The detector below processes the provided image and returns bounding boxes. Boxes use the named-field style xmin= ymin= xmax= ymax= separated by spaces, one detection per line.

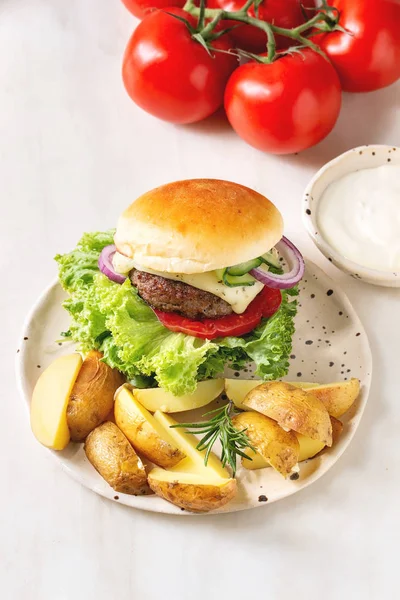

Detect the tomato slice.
xmin=154 ymin=287 xmax=282 ymax=339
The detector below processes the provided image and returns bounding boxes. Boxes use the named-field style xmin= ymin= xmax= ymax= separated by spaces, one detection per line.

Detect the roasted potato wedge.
xmin=225 ymin=379 xmax=318 ymax=410
xmin=297 ymin=434 xmax=326 ymax=462
xmin=114 ymin=387 xmax=185 ymax=468
xmin=148 ymin=411 xmax=235 ymax=512
xmin=134 ymin=379 xmax=224 ymax=413
xmin=242 ymin=414 xmax=342 ymax=470
xmin=31 ymin=353 xmax=83 ymax=450
xmin=232 ymin=411 xmax=299 ymax=478
xmin=84 ymin=422 xmax=151 ymax=495
xmin=153 ymin=411 xmax=231 ymax=478
xmin=148 ymin=469 xmax=236 ymax=513
xmin=242 ymin=433 xmax=326 ymax=470
xmin=306 ymin=379 xmax=360 ymax=418
xmin=67 ymin=350 xmax=124 ymax=442
xmin=244 ymin=382 xmax=332 ymax=446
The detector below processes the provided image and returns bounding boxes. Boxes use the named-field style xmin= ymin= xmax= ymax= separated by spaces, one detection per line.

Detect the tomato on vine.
xmin=224 ymin=48 xmax=342 ymax=154
xmin=314 ymin=0 xmax=400 ymax=92
xmin=122 ymin=8 xmax=238 ymax=124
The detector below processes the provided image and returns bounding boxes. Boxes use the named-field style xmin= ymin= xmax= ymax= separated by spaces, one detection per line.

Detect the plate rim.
xmin=16 ymin=262 xmax=373 ymax=516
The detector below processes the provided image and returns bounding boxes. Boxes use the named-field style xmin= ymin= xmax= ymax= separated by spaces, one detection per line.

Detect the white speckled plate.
xmin=16 ymin=260 xmax=372 ymax=515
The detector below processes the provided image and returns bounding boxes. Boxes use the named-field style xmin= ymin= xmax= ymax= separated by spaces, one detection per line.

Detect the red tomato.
xmin=314 ymin=0 xmax=400 ymax=92
xmin=121 ymin=0 xmax=185 ymax=20
xmin=224 ymin=48 xmax=342 ymax=154
xmin=122 ymin=8 xmax=237 ymax=124
xmin=209 ymin=0 xmax=316 ymax=54
xmin=154 ymin=287 xmax=282 ymax=339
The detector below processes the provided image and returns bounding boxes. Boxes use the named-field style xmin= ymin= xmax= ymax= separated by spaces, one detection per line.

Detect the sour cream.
xmin=317 ymin=164 xmax=400 ymax=272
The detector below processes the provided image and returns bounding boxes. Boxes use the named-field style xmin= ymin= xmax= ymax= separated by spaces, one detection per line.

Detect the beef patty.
xmin=130 ymin=269 xmax=233 ymax=320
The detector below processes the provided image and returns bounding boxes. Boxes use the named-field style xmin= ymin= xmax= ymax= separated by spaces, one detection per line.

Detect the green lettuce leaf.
xmin=55 ymin=231 xmax=298 ymax=395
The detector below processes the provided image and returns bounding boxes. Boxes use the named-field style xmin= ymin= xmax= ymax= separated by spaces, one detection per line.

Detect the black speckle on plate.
xmin=305 ymin=340 xmax=313 ymax=345
xmin=311 ymin=294 xmax=315 ymax=299
xmin=290 ymin=354 xmax=296 ymax=359
xmin=306 ymin=209 xmax=311 ymax=215
xmin=290 ymin=472 xmax=300 ymax=481
xmin=258 ymin=495 xmax=268 ymax=502
xmin=114 ymin=495 xmax=119 ymax=500
xmin=24 ymin=337 xmax=28 ymax=341
xmin=356 ymin=332 xmax=361 ymax=337
xmin=329 ymin=361 xmax=334 ymax=367
xmin=327 ymin=289 xmax=334 ymax=296
xmin=297 ymin=372 xmax=302 ymax=377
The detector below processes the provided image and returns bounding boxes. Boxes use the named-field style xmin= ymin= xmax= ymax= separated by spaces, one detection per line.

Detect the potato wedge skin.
xmin=309 ymin=379 xmax=360 ymax=418
xmin=84 ymin=422 xmax=151 ymax=495
xmin=232 ymin=412 xmax=299 ymax=478
xmin=148 ymin=472 xmax=236 ymax=513
xmin=225 ymin=378 xmax=318 ymax=410
xmin=114 ymin=389 xmax=185 ymax=469
xmin=67 ymin=351 xmax=124 ymax=442
xmin=244 ymin=382 xmax=332 ymax=447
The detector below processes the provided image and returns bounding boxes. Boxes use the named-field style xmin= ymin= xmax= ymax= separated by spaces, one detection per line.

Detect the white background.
xmin=2 ymin=1 xmax=399 ymax=598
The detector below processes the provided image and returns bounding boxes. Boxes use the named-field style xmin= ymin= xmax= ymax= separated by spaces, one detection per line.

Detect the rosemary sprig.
xmin=171 ymin=401 xmax=256 ymax=476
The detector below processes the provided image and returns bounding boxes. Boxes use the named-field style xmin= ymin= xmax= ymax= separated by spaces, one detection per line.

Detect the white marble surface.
xmin=2 ymin=1 xmax=399 ymax=598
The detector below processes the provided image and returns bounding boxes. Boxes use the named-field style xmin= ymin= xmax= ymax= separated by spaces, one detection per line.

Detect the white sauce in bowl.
xmin=317 ymin=164 xmax=400 ymax=273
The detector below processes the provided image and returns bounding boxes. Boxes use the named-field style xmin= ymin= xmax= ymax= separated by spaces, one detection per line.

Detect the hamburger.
xmin=56 ymin=179 xmax=304 ymax=396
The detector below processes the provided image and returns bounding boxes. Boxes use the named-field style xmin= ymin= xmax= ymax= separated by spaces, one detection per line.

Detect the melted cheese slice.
xmin=113 ymin=252 xmax=264 ymax=314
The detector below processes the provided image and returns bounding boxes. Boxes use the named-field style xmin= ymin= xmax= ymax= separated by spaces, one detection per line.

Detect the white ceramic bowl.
xmin=302 ymin=145 xmax=400 ymax=288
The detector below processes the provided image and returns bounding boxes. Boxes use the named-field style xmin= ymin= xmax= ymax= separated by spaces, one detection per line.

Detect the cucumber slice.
xmin=223 ymin=271 xmax=256 ymax=287
xmin=226 ymin=257 xmax=263 ymax=276
xmin=215 ymin=268 xmax=255 ymax=287
xmin=261 ymin=250 xmax=281 ymax=269
xmin=215 ymin=268 xmax=226 ymax=283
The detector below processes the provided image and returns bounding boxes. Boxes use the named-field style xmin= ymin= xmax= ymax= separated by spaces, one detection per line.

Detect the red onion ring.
xmin=98 ymin=245 xmax=127 ymax=284
xmin=250 ymin=236 xmax=305 ymax=289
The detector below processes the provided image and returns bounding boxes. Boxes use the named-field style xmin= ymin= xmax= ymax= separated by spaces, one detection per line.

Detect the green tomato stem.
xmin=187 ymin=1 xmax=336 ymax=61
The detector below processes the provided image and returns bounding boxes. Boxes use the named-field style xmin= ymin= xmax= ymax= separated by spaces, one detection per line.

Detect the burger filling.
xmin=130 ymin=269 xmax=233 ymax=320
xmin=113 ymin=251 xmax=266 ymax=317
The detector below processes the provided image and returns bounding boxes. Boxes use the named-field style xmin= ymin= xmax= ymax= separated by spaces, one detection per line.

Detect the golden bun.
xmin=114 ymin=179 xmax=283 ymax=274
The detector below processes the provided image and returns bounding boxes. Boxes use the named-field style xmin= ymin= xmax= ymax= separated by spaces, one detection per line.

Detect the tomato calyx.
xmin=163 ymin=1 xmax=235 ymax=56
xmin=154 ymin=286 xmax=282 ymax=340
